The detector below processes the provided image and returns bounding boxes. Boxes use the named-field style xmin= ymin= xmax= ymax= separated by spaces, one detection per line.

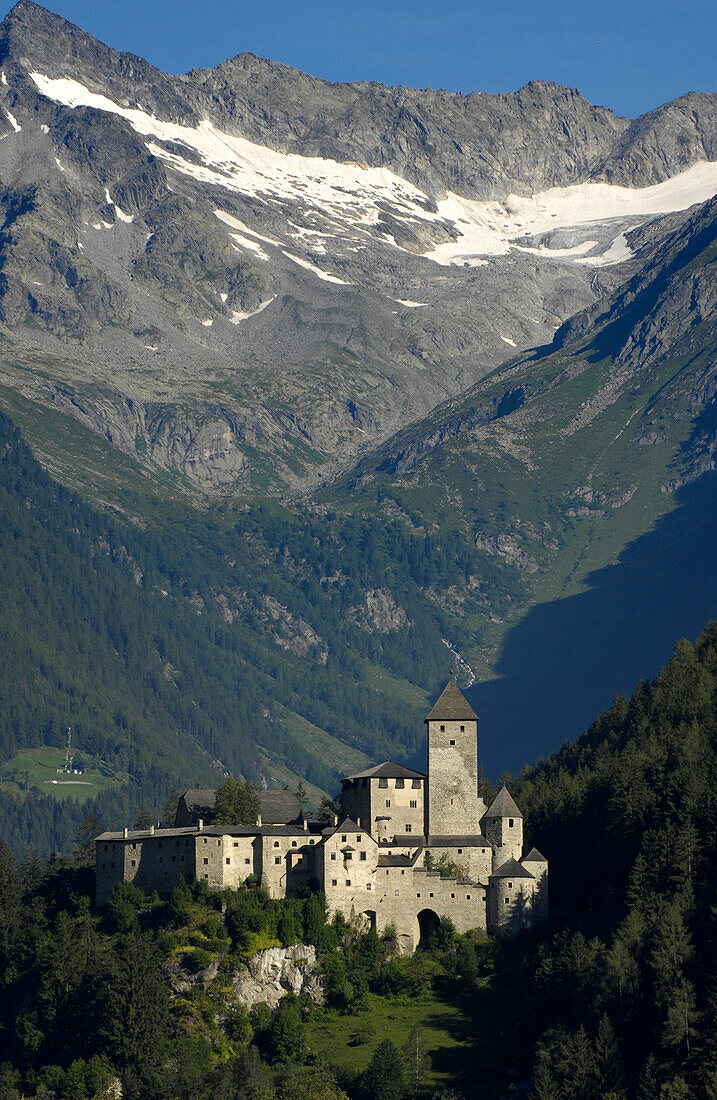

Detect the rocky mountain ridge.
xmin=0 ymin=1 xmax=715 ymax=494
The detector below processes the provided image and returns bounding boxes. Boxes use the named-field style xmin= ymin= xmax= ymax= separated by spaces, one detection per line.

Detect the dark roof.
xmin=378 ymin=853 xmax=413 ymax=867
xmin=343 ymin=760 xmax=426 ymax=782
xmin=484 ymin=786 xmax=522 ymax=820
xmin=490 ymin=857 xmax=535 ymax=880
xmin=178 ymin=787 xmax=301 ymax=825
xmin=98 ymin=821 xmax=325 ymax=842
xmin=427 ymin=835 xmax=493 ymax=849
xmin=323 ymin=816 xmax=364 ymax=837
xmin=259 ymin=790 xmax=302 ymax=823
xmin=523 ymin=847 xmax=547 ymax=863
xmin=425 ymin=675 xmax=479 ymax=722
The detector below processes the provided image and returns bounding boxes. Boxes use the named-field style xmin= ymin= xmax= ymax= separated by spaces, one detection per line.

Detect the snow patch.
xmin=229 ymin=231 xmax=269 ymax=260
xmin=0 ymin=72 xmax=6 ymax=86
xmin=114 ymin=204 xmax=134 ymax=223
xmin=29 ymin=72 xmax=717 ymax=268
xmin=578 ymin=232 xmax=633 ymax=267
xmin=55 ymin=157 xmax=65 ymax=172
xmin=200 ymin=319 xmax=213 ymax=326
xmin=230 ymin=296 xmax=276 ymax=323
xmin=283 ymin=251 xmax=351 ymax=284
xmin=500 ymin=335 xmax=517 ymax=347
xmin=394 ymin=298 xmax=428 ymax=308
xmin=40 ymin=123 xmax=49 ymax=134
xmin=4 ymin=109 xmax=21 ymax=133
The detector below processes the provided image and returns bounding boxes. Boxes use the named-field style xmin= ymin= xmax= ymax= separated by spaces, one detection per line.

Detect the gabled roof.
xmin=377 ymin=853 xmax=413 ymax=867
xmin=425 ymin=675 xmax=478 ymax=722
xmin=490 ymin=857 xmax=535 ymax=880
xmin=483 ymin=785 xmax=522 ymax=820
xmin=343 ymin=760 xmax=426 ymax=782
xmin=323 ymin=816 xmax=363 ymax=837
xmin=426 ymin=835 xmax=493 ymax=849
xmin=178 ymin=787 xmax=301 ymax=825
xmin=523 ymin=847 xmax=547 ymax=863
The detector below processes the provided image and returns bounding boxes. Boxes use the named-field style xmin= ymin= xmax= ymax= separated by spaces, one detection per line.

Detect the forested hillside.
xmin=0 ymin=407 xmax=519 ymax=854
xmin=1 ymin=625 xmax=716 ymax=1099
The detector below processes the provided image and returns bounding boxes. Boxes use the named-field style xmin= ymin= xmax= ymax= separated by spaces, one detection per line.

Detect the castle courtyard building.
xmin=96 ymin=676 xmax=548 ymax=949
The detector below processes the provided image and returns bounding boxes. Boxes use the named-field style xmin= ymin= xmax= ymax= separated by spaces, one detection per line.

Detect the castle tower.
xmin=425 ymin=673 xmax=480 ymax=836
xmin=483 ymin=785 xmax=523 ymax=863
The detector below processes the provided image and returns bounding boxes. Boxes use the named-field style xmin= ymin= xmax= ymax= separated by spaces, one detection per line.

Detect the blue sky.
xmin=8 ymin=0 xmax=717 ymax=118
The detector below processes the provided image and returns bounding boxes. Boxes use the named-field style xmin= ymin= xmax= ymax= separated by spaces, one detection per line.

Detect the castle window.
xmin=346 ymin=880 xmax=351 ymax=886
xmin=291 ymin=841 xmax=297 ymax=848
xmin=366 ymin=884 xmax=371 ymax=890
xmin=449 ymin=739 xmax=456 ymax=746
xmin=356 ymin=835 xmax=362 ymax=842
xmin=345 ymin=853 xmax=352 ymax=861
xmin=466 ymin=894 xmax=471 ymax=900
xmin=406 ymin=825 xmax=412 ymax=833
xmin=341 ymin=835 xmax=347 ymax=842
xmin=310 ymin=839 xmax=315 ymax=845
xmin=386 ymin=800 xmax=391 ymax=808
xmin=505 ymin=897 xmax=509 ymax=904
xmin=417 ymin=893 xmax=421 ymax=897
xmin=233 ymin=842 xmax=238 ymax=847
xmin=410 ymin=800 xmax=417 ymax=808
xmin=217 ymin=840 xmax=221 ymax=846
xmin=395 ymin=778 xmax=404 ymax=789
xmin=274 ymin=841 xmax=280 ymax=847
xmin=226 ymin=858 xmax=231 ymax=865
xmin=360 ymin=852 xmax=366 ymax=861
xmin=451 ymin=892 xmax=455 ymax=898
xmin=275 ymin=857 xmax=281 ymax=865
xmin=331 ymin=854 xmax=336 ymax=861
xmin=204 ymin=874 xmax=208 ymax=879
xmin=395 ymin=890 xmax=399 ymax=896
xmin=508 ymin=881 xmax=513 ymax=888
xmin=458 ymin=848 xmax=463 ymax=854
xmin=440 ymin=725 xmax=445 ymax=732
xmin=203 ymin=838 xmax=207 ymax=844
xmin=131 ymin=843 xmax=137 ymax=850
xmin=245 ymin=858 xmax=250 ymax=865
xmin=429 ymin=892 xmax=434 ymax=898
xmin=203 ymin=858 xmax=208 ymax=865
xmin=401 ymin=870 xmax=405 ymax=875
xmin=412 ymin=779 xmax=421 ymax=788
xmin=332 ymin=879 xmax=337 ymax=886
xmin=509 ymin=819 xmax=514 ymax=828
xmin=131 ymin=860 xmax=136 ymax=868
xmin=378 ymin=778 xmax=388 ymax=788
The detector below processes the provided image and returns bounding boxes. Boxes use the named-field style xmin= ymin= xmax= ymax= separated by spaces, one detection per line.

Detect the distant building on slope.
xmin=95 ymin=676 xmax=548 ymax=949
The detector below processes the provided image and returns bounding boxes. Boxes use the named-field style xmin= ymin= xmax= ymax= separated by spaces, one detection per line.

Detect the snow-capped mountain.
xmin=0 ymin=0 xmax=716 ymax=491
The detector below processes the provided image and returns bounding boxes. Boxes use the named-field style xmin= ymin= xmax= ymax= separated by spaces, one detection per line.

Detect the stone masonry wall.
xmin=427 ymin=719 xmax=479 ymax=835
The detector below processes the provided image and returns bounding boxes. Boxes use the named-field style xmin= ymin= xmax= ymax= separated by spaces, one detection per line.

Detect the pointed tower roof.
xmin=484 ymin=785 xmax=522 ymax=819
xmin=523 ymin=847 xmax=547 ymax=863
xmin=425 ymin=673 xmax=478 ymax=723
xmin=490 ymin=856 xmax=534 ymax=880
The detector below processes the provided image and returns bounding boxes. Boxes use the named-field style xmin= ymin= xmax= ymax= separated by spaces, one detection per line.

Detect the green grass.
xmin=0 ymin=745 xmax=124 ymax=802
xmin=305 ymin=982 xmax=493 ymax=1096
xmin=361 ymin=661 xmax=431 ymax=713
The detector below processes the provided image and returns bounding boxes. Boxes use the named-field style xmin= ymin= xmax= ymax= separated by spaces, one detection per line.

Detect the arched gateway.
xmin=415 ymin=908 xmax=441 ymax=948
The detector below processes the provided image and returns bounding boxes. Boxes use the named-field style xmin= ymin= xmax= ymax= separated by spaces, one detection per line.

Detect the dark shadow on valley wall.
xmin=466 ymin=470 xmax=717 ymax=779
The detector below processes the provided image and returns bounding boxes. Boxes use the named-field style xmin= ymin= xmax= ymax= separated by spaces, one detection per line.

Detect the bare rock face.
xmin=232 ymin=944 xmax=324 ymax=1009
xmin=347 ymin=588 xmax=411 ymax=634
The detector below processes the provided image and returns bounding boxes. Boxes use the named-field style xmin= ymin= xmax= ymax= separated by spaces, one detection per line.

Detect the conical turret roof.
xmin=523 ymin=847 xmax=546 ymax=863
xmin=425 ymin=674 xmax=478 ymax=722
xmin=484 ymin=785 xmax=522 ymax=819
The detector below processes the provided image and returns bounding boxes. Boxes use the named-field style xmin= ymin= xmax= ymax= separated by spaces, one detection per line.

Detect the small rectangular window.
xmin=332 ymin=879 xmax=337 ymax=886
xmin=233 ymin=842 xmax=238 ymax=847
xmin=386 ymin=800 xmax=391 ymax=808
xmin=203 ymin=858 xmax=208 ymax=865
xmin=460 ymin=725 xmax=465 ymax=732
xmin=345 ymin=852 xmax=352 ymax=861
xmin=275 ymin=857 xmax=281 ymax=864
xmin=346 ymin=880 xmax=351 ymax=886
xmin=395 ymin=778 xmax=404 ymax=789
xmin=131 ymin=859 xmax=136 ymax=868
xmin=341 ymin=835 xmax=347 ymax=842
xmin=505 ymin=896 xmax=510 ymax=904
xmin=449 ymin=739 xmax=456 ymax=746
xmin=245 ymin=858 xmax=250 ymax=865
xmin=440 ymin=724 xmax=445 ymax=732
xmin=226 ymin=858 xmax=231 ymax=865
xmin=378 ymin=778 xmax=388 ymax=788
xmin=366 ymin=883 xmax=371 ymax=890
xmin=406 ymin=824 xmax=412 ymax=833
xmin=509 ymin=818 xmax=514 ymax=828
xmin=466 ymin=894 xmax=471 ymax=900
xmin=508 ymin=881 xmax=513 ymax=888
xmin=458 ymin=848 xmax=463 ymax=854
xmin=331 ymin=853 xmax=336 ymax=861
xmin=360 ymin=851 xmax=367 ymax=861
xmin=412 ymin=779 xmax=421 ymax=788
xmin=410 ymin=800 xmax=417 ymax=808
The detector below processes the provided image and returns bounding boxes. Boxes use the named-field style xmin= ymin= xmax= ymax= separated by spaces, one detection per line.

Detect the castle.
xmin=95 ymin=676 xmax=548 ymax=949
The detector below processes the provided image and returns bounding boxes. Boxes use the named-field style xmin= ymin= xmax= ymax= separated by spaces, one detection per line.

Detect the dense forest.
xmin=0 ymin=407 xmax=521 ymax=854
xmin=1 ymin=625 xmax=716 ymax=1098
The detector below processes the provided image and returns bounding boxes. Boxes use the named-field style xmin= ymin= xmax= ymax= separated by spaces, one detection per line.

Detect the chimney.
xmin=123 ymin=827 xmax=128 ymax=839
xmin=303 ymin=816 xmax=308 ymax=831
xmin=149 ymin=824 xmax=154 ymax=835
xmin=198 ymin=818 xmax=204 ymax=831
xmin=257 ymin=813 xmax=262 ymax=826
xmin=330 ymin=813 xmax=338 ymax=827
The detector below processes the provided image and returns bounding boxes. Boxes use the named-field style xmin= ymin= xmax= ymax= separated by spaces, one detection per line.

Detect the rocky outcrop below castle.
xmin=232 ymin=944 xmax=324 ymax=1010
